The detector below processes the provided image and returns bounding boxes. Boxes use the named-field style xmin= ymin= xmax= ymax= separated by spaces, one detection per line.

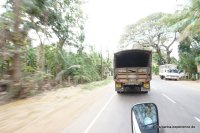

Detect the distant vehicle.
xmin=159 ymin=64 xmax=179 ymax=80
xmin=114 ymin=49 xmax=152 ymax=93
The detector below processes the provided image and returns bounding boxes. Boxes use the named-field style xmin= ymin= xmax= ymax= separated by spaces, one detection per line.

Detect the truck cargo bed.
xmin=115 ymin=67 xmax=151 ymax=84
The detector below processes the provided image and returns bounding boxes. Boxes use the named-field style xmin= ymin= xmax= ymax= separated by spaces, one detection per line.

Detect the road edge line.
xmin=84 ymin=93 xmax=116 ymax=133
xmin=194 ymin=116 xmax=200 ymax=123
xmin=162 ymin=93 xmax=176 ymax=104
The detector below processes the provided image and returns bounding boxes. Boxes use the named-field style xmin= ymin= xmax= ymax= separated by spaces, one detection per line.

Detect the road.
xmin=62 ymin=76 xmax=200 ymax=133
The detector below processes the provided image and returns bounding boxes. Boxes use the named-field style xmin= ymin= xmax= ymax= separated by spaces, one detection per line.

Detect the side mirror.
xmin=131 ymin=103 xmax=159 ymax=133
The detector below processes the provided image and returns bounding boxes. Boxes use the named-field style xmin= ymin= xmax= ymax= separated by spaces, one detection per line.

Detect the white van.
xmin=159 ymin=64 xmax=179 ymax=80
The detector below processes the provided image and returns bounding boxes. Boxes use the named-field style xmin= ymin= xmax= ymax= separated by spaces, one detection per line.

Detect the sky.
xmin=0 ymin=0 xmax=187 ymax=58
xmin=83 ymin=0 xmax=186 ymax=58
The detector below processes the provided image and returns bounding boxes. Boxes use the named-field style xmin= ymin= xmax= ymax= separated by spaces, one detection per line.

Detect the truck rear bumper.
xmin=116 ymin=87 xmax=149 ymax=93
xmin=115 ymin=82 xmax=150 ymax=92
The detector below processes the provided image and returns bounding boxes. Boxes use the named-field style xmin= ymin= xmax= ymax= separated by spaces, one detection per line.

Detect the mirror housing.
xmin=131 ymin=103 xmax=159 ymax=133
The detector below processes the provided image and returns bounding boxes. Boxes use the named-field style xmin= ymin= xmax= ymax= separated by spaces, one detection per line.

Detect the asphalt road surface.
xmin=61 ymin=76 xmax=200 ymax=133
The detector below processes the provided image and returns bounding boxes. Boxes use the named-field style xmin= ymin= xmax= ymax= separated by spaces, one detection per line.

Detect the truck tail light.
xmin=143 ymin=82 xmax=150 ymax=89
xmin=115 ymin=82 xmax=122 ymax=88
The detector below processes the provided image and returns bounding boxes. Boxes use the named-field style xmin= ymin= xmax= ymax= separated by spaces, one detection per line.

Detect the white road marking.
xmin=194 ymin=117 xmax=200 ymax=123
xmin=84 ymin=93 xmax=116 ymax=133
xmin=162 ymin=93 xmax=176 ymax=104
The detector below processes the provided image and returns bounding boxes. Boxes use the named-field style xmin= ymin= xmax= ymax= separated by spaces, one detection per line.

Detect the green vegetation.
xmin=120 ymin=0 xmax=200 ymax=78
xmin=195 ymin=56 xmax=200 ymax=65
xmin=170 ymin=0 xmax=200 ymax=74
xmin=0 ymin=0 xmax=112 ymax=99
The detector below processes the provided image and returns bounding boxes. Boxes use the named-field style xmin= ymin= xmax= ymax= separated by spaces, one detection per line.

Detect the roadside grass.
xmin=81 ymin=76 xmax=113 ymax=90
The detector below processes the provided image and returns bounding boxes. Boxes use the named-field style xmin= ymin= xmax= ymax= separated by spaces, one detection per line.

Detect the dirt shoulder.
xmin=0 ymin=80 xmax=113 ymax=133
xmin=177 ymin=79 xmax=200 ymax=88
xmin=153 ymin=75 xmax=200 ymax=88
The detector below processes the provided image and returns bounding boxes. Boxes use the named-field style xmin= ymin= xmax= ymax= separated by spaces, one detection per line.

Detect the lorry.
xmin=114 ymin=49 xmax=152 ymax=93
xmin=159 ymin=64 xmax=179 ymax=80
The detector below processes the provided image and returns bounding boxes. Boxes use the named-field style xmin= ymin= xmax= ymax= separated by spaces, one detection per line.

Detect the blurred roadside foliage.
xmin=166 ymin=0 xmax=200 ymax=75
xmin=0 ymin=0 xmax=112 ymax=100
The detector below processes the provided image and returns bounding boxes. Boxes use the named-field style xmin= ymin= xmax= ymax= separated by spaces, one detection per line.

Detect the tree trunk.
xmin=11 ymin=0 xmax=21 ymax=82
xmin=156 ymin=47 xmax=166 ymax=65
xmin=7 ymin=0 xmax=22 ymax=98
xmin=11 ymin=52 xmax=21 ymax=82
xmin=35 ymin=29 xmax=45 ymax=72
xmin=166 ymin=51 xmax=171 ymax=64
xmin=37 ymin=43 xmax=45 ymax=72
xmin=58 ymin=42 xmax=64 ymax=52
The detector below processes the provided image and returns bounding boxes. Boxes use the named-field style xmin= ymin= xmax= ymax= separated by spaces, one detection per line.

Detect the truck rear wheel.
xmin=117 ymin=91 xmax=121 ymax=94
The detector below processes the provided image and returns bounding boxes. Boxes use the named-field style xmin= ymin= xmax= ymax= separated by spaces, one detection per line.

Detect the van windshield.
xmin=167 ymin=69 xmax=178 ymax=73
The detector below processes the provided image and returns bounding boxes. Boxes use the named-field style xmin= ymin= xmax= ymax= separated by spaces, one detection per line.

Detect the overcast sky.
xmin=83 ymin=0 xmax=185 ymax=57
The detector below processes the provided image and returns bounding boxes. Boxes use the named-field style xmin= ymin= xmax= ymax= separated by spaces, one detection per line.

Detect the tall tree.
xmin=178 ymin=37 xmax=197 ymax=73
xmin=2 ymin=0 xmax=27 ymax=82
xmin=45 ymin=0 xmax=86 ymax=79
xmin=166 ymin=0 xmax=200 ymax=74
xmin=47 ymin=0 xmax=85 ymax=51
xmin=120 ymin=13 xmax=177 ymax=65
xmin=23 ymin=0 xmax=51 ymax=72
xmin=167 ymin=0 xmax=200 ymax=40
